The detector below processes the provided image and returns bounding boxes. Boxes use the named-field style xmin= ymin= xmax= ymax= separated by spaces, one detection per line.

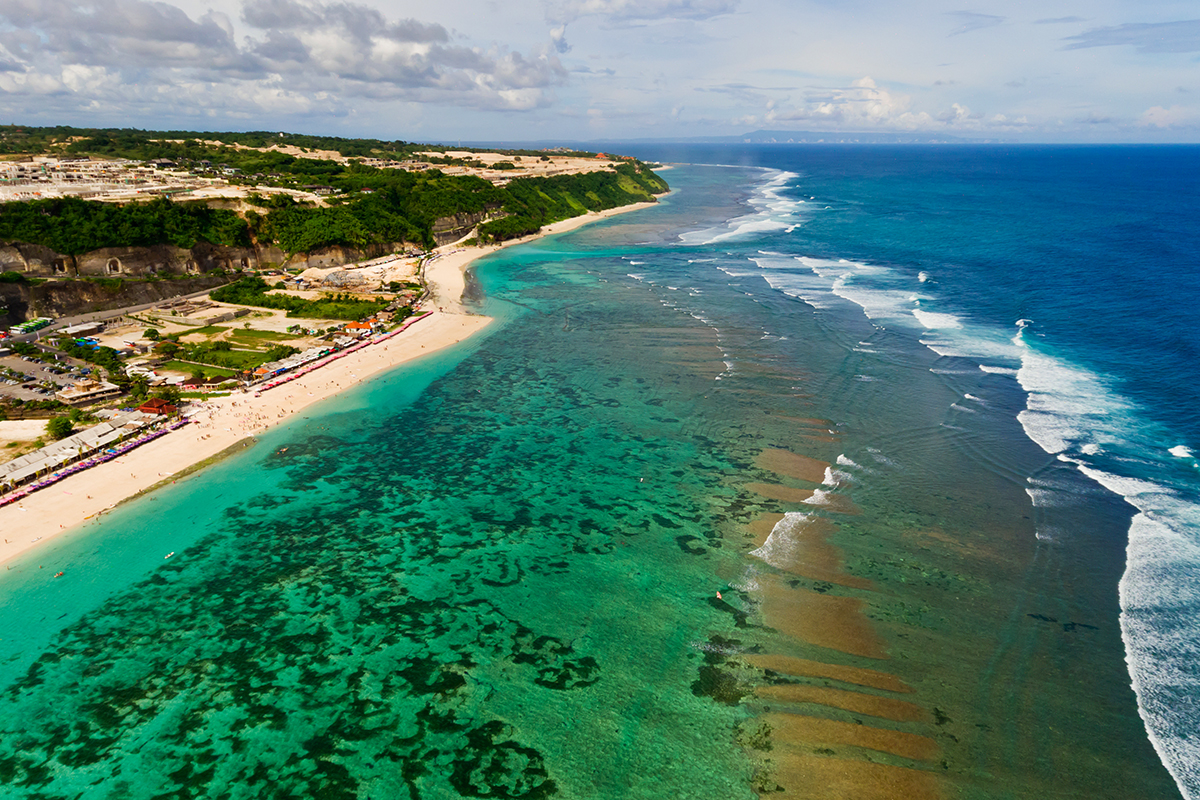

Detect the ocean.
xmin=0 ymin=144 xmax=1197 ymax=799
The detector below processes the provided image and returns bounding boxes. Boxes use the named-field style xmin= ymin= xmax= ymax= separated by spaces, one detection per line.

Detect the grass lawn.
xmin=160 ymin=361 xmax=239 ymax=378
xmin=202 ymin=350 xmax=275 ymax=370
xmin=187 ymin=325 xmax=229 ymax=336
xmin=228 ymin=328 xmax=302 ymax=341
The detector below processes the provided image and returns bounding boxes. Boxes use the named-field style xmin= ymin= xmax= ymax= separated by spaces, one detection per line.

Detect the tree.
xmin=144 ymin=328 xmax=160 ymax=341
xmin=153 ymin=386 xmax=181 ymax=404
xmin=128 ymin=375 xmax=150 ymax=402
xmin=46 ymin=416 xmax=73 ymax=440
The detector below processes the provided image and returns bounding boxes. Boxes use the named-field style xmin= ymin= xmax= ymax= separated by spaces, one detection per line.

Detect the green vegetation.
xmin=211 ymin=276 xmax=388 ymax=320
xmin=1 ymin=397 xmax=69 ymax=415
xmin=0 ymin=125 xmax=668 ymax=255
xmin=0 ymin=271 xmax=28 ymax=283
xmin=0 ymin=196 xmax=249 ymax=255
xmin=227 ymin=327 xmax=301 ymax=343
xmin=54 ymin=338 xmax=127 ymax=384
xmin=7 ymin=342 xmax=39 ymax=357
xmin=477 ymin=163 xmax=668 ymax=243
xmin=151 ymin=386 xmax=181 ymax=405
xmin=160 ymin=362 xmax=237 ymax=378
xmin=45 ymin=416 xmax=73 ymax=440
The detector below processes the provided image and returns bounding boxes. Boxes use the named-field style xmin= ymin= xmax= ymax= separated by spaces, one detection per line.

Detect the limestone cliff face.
xmin=280 ymin=241 xmax=415 ymax=271
xmin=0 ymin=238 xmax=421 ymax=280
xmin=0 ymin=275 xmax=230 ymax=322
xmin=0 ymin=240 xmax=259 ymax=279
xmin=432 ymin=208 xmax=502 ymax=246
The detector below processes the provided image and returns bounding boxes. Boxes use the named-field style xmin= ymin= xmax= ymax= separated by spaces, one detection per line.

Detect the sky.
xmin=0 ymin=0 xmax=1196 ymax=143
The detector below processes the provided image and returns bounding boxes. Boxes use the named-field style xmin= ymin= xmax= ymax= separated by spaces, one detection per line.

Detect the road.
xmin=4 ymin=282 xmax=231 ymax=346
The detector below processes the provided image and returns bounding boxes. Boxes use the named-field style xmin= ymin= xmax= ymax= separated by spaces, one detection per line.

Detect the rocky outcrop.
xmin=432 ymin=207 xmax=503 ymax=246
xmin=0 ymin=240 xmax=259 ymax=279
xmin=0 ymin=275 xmax=230 ymax=321
xmin=280 ymin=241 xmax=417 ymax=271
xmin=0 ymin=243 xmax=72 ymax=277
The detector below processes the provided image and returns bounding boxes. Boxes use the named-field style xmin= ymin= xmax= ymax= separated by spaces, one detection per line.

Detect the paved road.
xmin=4 ymin=282 xmax=231 ymax=346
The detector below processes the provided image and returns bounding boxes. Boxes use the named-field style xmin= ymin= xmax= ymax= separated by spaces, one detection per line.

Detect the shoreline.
xmin=0 ymin=201 xmax=656 ymax=567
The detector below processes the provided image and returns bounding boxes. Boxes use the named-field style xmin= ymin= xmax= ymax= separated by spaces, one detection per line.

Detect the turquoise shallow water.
xmin=0 ymin=158 xmax=1186 ymax=798
xmin=0 ymin=189 xmax=770 ymax=799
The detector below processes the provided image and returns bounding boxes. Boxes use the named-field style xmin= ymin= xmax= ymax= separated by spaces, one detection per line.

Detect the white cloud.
xmin=0 ymin=0 xmax=567 ymax=118
xmin=1139 ymin=105 xmax=1198 ymax=128
xmin=765 ymin=77 xmax=937 ymax=131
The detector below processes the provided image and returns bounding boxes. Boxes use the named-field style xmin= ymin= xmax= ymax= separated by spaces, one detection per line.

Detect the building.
xmin=181 ymin=374 xmax=228 ymax=390
xmin=55 ymin=379 xmax=121 ymax=405
xmin=138 ymin=397 xmax=178 ymax=416
xmin=61 ymin=321 xmax=104 ymax=338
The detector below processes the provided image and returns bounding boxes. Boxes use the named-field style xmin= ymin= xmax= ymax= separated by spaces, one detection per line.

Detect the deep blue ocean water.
xmin=618 ymin=143 xmax=1200 ymax=796
xmin=0 ymin=145 xmax=1197 ymax=798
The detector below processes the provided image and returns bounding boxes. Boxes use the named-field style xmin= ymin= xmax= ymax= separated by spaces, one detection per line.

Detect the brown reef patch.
xmin=756 ymin=448 xmax=830 ymax=483
xmin=755 ymin=684 xmax=927 ymax=723
xmin=763 ymin=711 xmax=939 ymax=762
xmin=742 ymin=653 xmax=912 ymax=694
xmin=758 ymin=575 xmax=887 ymax=659
xmin=767 ymin=752 xmax=942 ymax=800
xmin=745 ymin=482 xmax=814 ymax=503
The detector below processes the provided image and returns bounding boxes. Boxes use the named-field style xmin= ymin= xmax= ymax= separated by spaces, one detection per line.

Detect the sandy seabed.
xmin=0 ymin=203 xmax=656 ymax=566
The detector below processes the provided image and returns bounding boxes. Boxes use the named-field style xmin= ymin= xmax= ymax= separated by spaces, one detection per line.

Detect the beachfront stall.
xmin=0 ymin=410 xmax=177 ymax=502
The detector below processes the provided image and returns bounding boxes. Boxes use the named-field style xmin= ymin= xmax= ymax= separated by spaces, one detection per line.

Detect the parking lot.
xmin=0 ymin=353 xmax=94 ymax=402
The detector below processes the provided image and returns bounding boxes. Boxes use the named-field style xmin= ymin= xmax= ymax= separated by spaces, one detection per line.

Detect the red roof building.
xmin=138 ymin=397 xmax=178 ymax=415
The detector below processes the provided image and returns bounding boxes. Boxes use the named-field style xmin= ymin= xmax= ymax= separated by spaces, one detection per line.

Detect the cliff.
xmin=0 ymin=275 xmax=230 ymax=322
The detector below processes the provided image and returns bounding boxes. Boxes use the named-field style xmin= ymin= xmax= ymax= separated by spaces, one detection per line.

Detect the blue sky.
xmin=0 ymin=0 xmax=1196 ymax=142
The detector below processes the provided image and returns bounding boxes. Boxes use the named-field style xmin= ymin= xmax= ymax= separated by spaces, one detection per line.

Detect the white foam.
xmin=822 ymin=467 xmax=853 ymax=487
xmin=680 ymin=170 xmax=805 ymax=245
xmin=1025 ymin=486 xmax=1068 ymax=508
xmin=964 ymin=393 xmax=984 ymax=402
xmin=759 ymin=272 xmax=837 ymax=309
xmin=1015 ymin=344 xmax=1135 ymax=456
xmin=763 ymin=255 xmax=1025 ymax=376
xmin=802 ymin=488 xmax=833 ymax=507
xmin=1119 ymin=505 xmax=1200 ymax=800
xmin=1004 ymin=337 xmax=1200 ymax=799
xmin=750 ymin=512 xmax=819 ymax=571
xmin=913 ymin=309 xmax=963 ymax=329
xmin=836 ymin=454 xmax=864 ymax=471
xmin=736 ymin=243 xmax=1200 ymax=797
